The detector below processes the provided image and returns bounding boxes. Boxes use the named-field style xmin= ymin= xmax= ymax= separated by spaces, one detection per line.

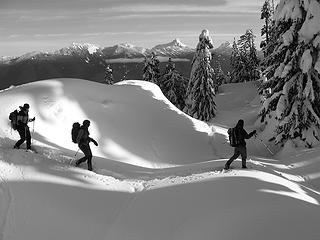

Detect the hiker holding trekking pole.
xmin=74 ymin=120 xmax=98 ymax=171
xmin=13 ymin=103 xmax=36 ymax=150
xmin=224 ymin=119 xmax=256 ymax=170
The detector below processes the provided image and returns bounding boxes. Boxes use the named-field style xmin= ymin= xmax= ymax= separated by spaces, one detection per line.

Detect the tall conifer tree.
xmin=142 ymin=52 xmax=160 ymax=85
xmin=104 ymin=65 xmax=114 ymax=84
xmin=162 ymin=58 xmax=186 ymax=110
xmin=231 ymin=30 xmax=259 ymax=82
xmin=184 ymin=29 xmax=216 ymax=121
xmin=259 ymin=0 xmax=320 ymax=147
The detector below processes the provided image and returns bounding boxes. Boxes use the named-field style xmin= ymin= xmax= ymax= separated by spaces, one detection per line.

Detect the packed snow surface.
xmin=0 ymin=79 xmax=320 ymax=240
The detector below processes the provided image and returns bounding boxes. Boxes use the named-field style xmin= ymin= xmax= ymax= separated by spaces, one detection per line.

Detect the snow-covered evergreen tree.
xmin=231 ymin=30 xmax=260 ymax=82
xmin=230 ymin=38 xmax=242 ymax=83
xmin=238 ymin=29 xmax=260 ymax=81
xmin=120 ymin=64 xmax=129 ymax=81
xmin=260 ymin=0 xmax=277 ymax=57
xmin=259 ymin=0 xmax=320 ymax=147
xmin=260 ymin=1 xmax=273 ymax=48
xmin=142 ymin=52 xmax=160 ymax=85
xmin=184 ymin=29 xmax=216 ymax=121
xmin=165 ymin=58 xmax=175 ymax=73
xmin=104 ymin=65 xmax=114 ymax=84
xmin=162 ymin=58 xmax=186 ymax=110
xmin=214 ymin=63 xmax=226 ymax=91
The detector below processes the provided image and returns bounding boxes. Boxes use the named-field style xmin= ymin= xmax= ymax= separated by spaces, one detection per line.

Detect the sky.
xmin=0 ymin=0 xmax=266 ymax=57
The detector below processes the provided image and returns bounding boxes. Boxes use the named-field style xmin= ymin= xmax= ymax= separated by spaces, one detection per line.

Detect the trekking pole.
xmin=32 ymin=120 xmax=35 ymax=145
xmin=75 ymin=148 xmax=79 ymax=157
xmin=256 ymin=135 xmax=274 ymax=155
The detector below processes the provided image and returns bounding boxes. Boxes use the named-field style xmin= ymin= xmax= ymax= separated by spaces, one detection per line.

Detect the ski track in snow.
xmin=0 ymin=175 xmax=12 ymax=240
xmin=0 ymin=149 xmax=17 ymax=240
xmin=1 ymin=141 xmax=313 ymax=194
xmin=1 ymin=141 xmax=319 ymax=239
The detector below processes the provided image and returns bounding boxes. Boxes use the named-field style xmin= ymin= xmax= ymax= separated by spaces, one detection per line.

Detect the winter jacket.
xmin=76 ymin=127 xmax=91 ymax=145
xmin=234 ymin=128 xmax=255 ymax=146
xmin=234 ymin=121 xmax=256 ymax=147
xmin=17 ymin=109 xmax=30 ymax=127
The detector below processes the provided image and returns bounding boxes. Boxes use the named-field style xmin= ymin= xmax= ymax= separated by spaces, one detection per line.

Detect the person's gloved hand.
xmin=91 ymin=139 xmax=98 ymax=146
xmin=252 ymin=130 xmax=257 ymax=136
xmin=31 ymin=117 xmax=35 ymax=121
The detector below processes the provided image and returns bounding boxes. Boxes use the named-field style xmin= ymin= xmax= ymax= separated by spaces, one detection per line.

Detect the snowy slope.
xmin=0 ymin=79 xmax=320 ymax=240
xmin=0 ymin=79 xmax=219 ymax=168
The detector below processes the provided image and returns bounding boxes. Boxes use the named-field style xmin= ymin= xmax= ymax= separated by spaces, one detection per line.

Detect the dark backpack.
xmin=9 ymin=110 xmax=19 ymax=130
xmin=71 ymin=122 xmax=81 ymax=143
xmin=228 ymin=127 xmax=240 ymax=147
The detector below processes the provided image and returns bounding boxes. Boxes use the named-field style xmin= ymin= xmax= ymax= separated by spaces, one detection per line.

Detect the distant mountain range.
xmin=0 ymin=39 xmax=233 ymax=90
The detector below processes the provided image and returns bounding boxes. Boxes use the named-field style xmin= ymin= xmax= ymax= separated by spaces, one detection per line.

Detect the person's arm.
xmin=244 ymin=129 xmax=256 ymax=139
xmin=28 ymin=117 xmax=35 ymax=122
xmin=89 ymin=137 xmax=98 ymax=146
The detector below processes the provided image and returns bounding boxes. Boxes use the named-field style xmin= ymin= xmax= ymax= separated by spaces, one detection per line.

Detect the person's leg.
xmin=75 ymin=156 xmax=87 ymax=166
xmin=76 ymin=144 xmax=88 ymax=166
xmin=225 ymin=147 xmax=241 ymax=169
xmin=77 ymin=144 xmax=93 ymax=170
xmin=26 ymin=128 xmax=31 ymax=150
xmin=86 ymin=146 xmax=93 ymax=171
xmin=240 ymin=146 xmax=248 ymax=168
xmin=15 ymin=126 xmax=26 ymax=148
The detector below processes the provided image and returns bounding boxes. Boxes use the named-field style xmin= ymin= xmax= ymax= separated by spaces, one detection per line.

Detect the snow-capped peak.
xmin=152 ymin=38 xmax=190 ymax=50
xmin=171 ymin=38 xmax=187 ymax=48
xmin=216 ymin=41 xmax=231 ymax=49
xmin=55 ymin=42 xmax=102 ymax=56
xmin=119 ymin=43 xmax=136 ymax=49
xmin=151 ymin=39 xmax=193 ymax=56
xmin=71 ymin=42 xmax=100 ymax=54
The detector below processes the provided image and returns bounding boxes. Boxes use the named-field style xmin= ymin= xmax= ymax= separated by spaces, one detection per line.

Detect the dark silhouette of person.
xmin=14 ymin=103 xmax=35 ymax=150
xmin=224 ymin=119 xmax=256 ymax=170
xmin=75 ymin=120 xmax=98 ymax=171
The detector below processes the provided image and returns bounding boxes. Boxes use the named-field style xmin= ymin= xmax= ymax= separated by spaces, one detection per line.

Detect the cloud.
xmin=2 ymin=0 xmax=262 ymax=13
xmin=34 ymin=33 xmax=71 ymax=38
xmin=17 ymin=15 xmax=73 ymax=22
xmin=102 ymin=0 xmax=262 ymax=14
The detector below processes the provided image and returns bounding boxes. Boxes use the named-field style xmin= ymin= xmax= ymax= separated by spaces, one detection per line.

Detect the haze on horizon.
xmin=0 ymin=0 xmax=265 ymax=57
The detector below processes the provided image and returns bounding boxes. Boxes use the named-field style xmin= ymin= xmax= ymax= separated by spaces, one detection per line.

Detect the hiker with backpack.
xmin=224 ymin=119 xmax=256 ymax=170
xmin=13 ymin=103 xmax=36 ymax=150
xmin=74 ymin=119 xmax=98 ymax=171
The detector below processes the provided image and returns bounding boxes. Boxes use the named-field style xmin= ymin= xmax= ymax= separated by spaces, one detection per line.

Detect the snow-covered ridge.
xmin=55 ymin=42 xmax=101 ymax=56
xmin=72 ymin=42 xmax=100 ymax=54
xmin=102 ymin=43 xmax=147 ymax=58
xmin=0 ymin=79 xmax=217 ymax=168
xmin=1 ymin=39 xmax=232 ymax=62
xmin=0 ymin=39 xmax=232 ymax=63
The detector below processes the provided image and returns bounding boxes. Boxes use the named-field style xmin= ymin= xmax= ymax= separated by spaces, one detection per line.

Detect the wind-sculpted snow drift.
xmin=0 ymin=78 xmax=226 ymax=168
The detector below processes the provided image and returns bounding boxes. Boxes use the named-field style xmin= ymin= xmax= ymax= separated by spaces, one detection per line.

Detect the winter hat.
xmin=20 ymin=103 xmax=30 ymax=110
xmin=83 ymin=119 xmax=90 ymax=126
xmin=236 ymin=119 xmax=244 ymax=128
